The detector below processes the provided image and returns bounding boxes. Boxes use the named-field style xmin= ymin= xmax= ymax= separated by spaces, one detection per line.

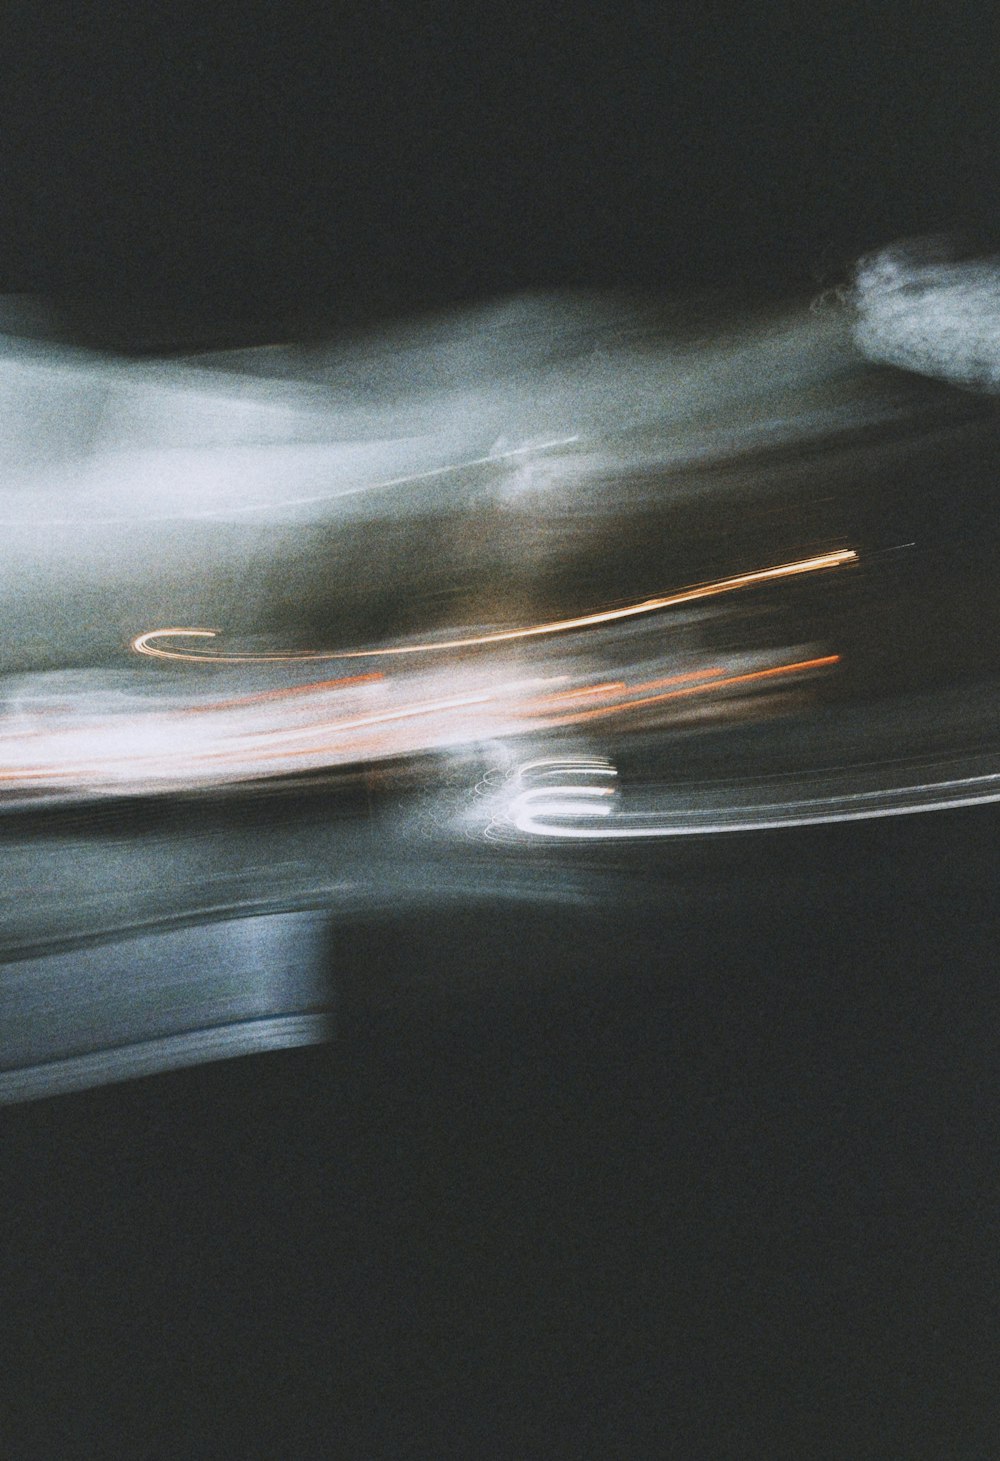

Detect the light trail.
xmin=178 ymin=672 xmax=383 ymax=712
xmin=509 ymin=772 xmax=1000 ymax=839
xmin=525 ymin=681 xmax=629 ymax=705
xmin=526 ymin=655 xmax=841 ymax=725
xmin=515 ymin=758 xmax=619 ymax=777
xmin=132 ymin=628 xmax=220 ymax=661
xmin=131 ymin=549 xmax=858 ymax=664
xmin=517 ymin=665 xmax=728 ymax=715
xmin=0 ymin=646 xmax=837 ymax=796
xmin=241 ymin=690 xmax=496 ymax=745
xmin=200 ymin=434 xmax=583 ymax=517
xmin=0 ymin=435 xmax=583 ymax=528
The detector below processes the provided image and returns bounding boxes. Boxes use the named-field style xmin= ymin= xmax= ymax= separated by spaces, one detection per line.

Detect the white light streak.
xmin=505 ymin=773 xmax=1000 ymax=839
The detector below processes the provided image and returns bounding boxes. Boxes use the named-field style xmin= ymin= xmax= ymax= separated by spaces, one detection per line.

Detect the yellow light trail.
xmin=131 ymin=549 xmax=858 ymax=664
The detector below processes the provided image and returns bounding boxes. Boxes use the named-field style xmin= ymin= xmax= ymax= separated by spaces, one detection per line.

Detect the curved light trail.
xmin=131 ymin=549 xmax=858 ymax=663
xmin=510 ymin=774 xmax=1000 ymax=838
xmin=499 ymin=759 xmax=1000 ymax=840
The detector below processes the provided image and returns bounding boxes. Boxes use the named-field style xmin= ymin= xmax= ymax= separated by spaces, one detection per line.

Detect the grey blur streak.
xmin=193 ymin=292 xmax=910 ymax=498
xmin=0 ymin=1016 xmax=327 ymax=1105
xmin=0 ymin=435 xmax=581 ymax=528
xmin=0 ymin=792 xmax=591 ymax=967
xmin=0 ymin=912 xmax=331 ymax=1103
xmin=0 ymin=290 xmax=928 ymax=537
xmin=0 ymin=807 xmax=589 ymax=1102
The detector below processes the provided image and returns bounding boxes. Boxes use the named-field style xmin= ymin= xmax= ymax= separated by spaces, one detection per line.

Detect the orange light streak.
xmin=130 ymin=550 xmax=857 ymax=664
xmin=179 ymin=671 xmax=383 ymax=712
xmin=529 ymin=654 xmax=841 ymax=725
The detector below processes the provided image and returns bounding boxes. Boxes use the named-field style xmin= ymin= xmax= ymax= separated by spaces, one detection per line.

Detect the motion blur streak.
xmin=0 ymin=914 xmax=331 ymax=1103
xmin=0 ymin=646 xmax=829 ymax=796
xmin=526 ymin=682 xmax=629 ymax=704
xmin=180 ymin=672 xmax=384 ymax=712
xmin=499 ymin=764 xmax=1000 ymax=841
xmin=522 ymin=655 xmax=841 ymax=726
xmin=622 ymin=668 xmax=727 ymax=693
xmin=522 ymin=672 xmax=717 ymax=713
xmin=2 ymin=264 xmax=996 ymax=1098
xmin=130 ymin=552 xmax=857 ymax=664
xmin=252 ymin=690 xmax=496 ymax=739
xmin=199 ymin=434 xmax=584 ymax=516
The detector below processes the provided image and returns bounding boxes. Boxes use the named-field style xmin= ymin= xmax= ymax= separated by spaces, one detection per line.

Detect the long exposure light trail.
xmin=0 ymin=644 xmax=833 ymax=795
xmin=131 ymin=549 xmax=858 ymax=663
xmin=179 ymin=672 xmax=384 ymax=712
xmin=526 ymin=654 xmax=841 ymax=725
xmin=508 ymin=771 xmax=1000 ymax=839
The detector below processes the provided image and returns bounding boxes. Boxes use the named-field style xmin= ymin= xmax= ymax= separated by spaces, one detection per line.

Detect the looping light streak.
xmin=515 ymin=758 xmax=619 ymax=777
xmin=131 ymin=628 xmax=221 ymax=661
xmin=130 ymin=549 xmax=858 ymax=664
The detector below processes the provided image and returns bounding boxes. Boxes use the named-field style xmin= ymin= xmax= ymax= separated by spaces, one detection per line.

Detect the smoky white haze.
xmin=0 ymin=289 xmax=922 ymax=634
xmin=851 ymin=236 xmax=1000 ymax=392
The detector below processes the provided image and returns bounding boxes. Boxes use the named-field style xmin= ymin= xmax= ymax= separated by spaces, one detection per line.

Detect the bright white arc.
xmin=509 ymin=773 xmax=1000 ymax=838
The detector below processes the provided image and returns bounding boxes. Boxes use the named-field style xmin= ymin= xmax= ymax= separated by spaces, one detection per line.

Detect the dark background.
xmin=4 ymin=4 xmax=1000 ymax=1457
xmin=1 ymin=2 xmax=997 ymax=341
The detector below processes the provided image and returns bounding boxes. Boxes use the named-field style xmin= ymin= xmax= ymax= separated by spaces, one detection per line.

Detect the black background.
xmin=4 ymin=4 xmax=1000 ymax=1457
xmin=1 ymin=2 xmax=997 ymax=337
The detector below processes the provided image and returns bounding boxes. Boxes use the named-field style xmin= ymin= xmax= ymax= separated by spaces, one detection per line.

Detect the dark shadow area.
xmin=4 ymin=806 xmax=1000 ymax=1455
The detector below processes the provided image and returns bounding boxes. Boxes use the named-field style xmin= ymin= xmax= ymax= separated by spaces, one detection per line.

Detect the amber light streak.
xmin=521 ymin=666 xmax=726 ymax=713
xmin=130 ymin=550 xmax=858 ymax=664
xmin=179 ymin=672 xmax=384 ymax=713
xmin=524 ymin=654 xmax=841 ymax=726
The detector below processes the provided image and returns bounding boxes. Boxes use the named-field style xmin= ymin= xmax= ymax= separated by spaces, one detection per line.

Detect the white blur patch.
xmin=851 ymin=237 xmax=1000 ymax=391
xmin=0 ymin=288 xmax=882 ymax=535
xmin=198 ymin=290 xmax=892 ymax=497
xmin=0 ymin=641 xmax=823 ymax=802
